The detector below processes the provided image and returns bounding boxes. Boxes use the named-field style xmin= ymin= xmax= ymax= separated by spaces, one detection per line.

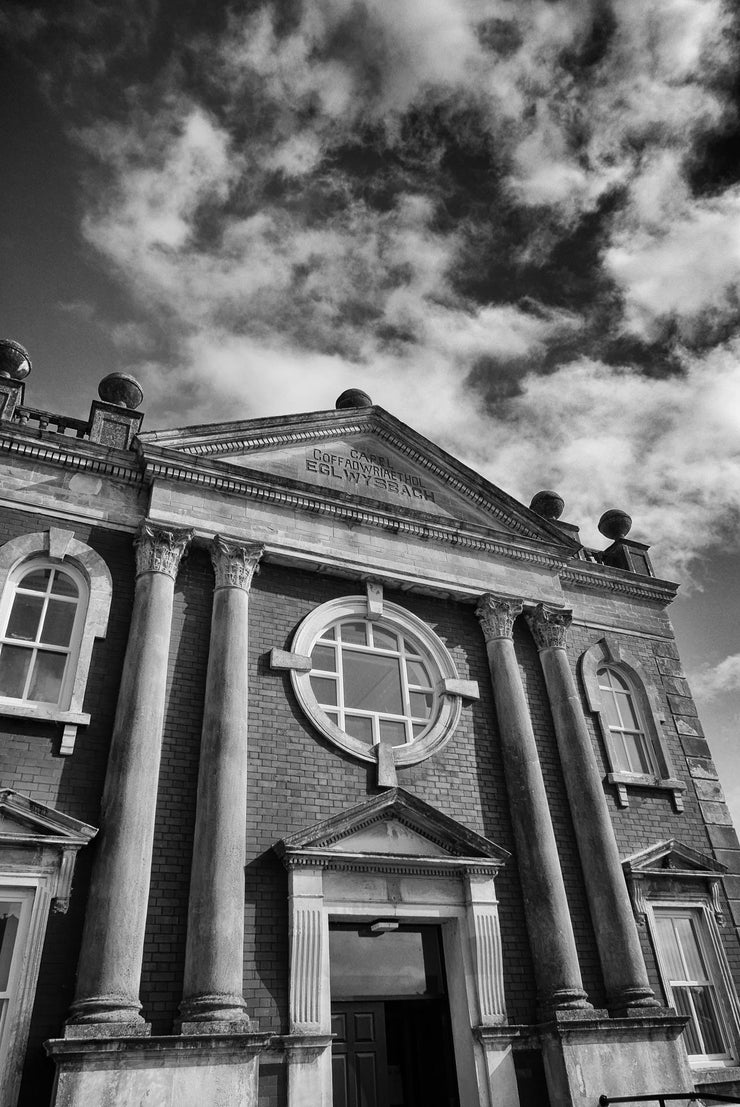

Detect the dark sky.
xmin=3 ymin=0 xmax=740 ymax=812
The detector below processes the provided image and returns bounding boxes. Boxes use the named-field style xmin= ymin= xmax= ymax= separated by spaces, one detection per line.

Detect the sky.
xmin=2 ymin=0 xmax=740 ymax=822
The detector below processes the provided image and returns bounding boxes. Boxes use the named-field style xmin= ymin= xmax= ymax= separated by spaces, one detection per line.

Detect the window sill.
xmin=691 ymin=1062 xmax=740 ymax=1081
xmin=606 ymin=772 xmax=686 ymax=813
xmin=0 ymin=701 xmax=90 ymax=756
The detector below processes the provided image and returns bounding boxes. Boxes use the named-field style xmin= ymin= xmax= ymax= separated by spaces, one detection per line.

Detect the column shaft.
xmin=69 ymin=523 xmax=192 ymax=1026
xmin=180 ymin=537 xmax=263 ymax=1027
xmin=527 ymin=604 xmax=657 ymax=1012
xmin=476 ymin=596 xmax=589 ymax=1016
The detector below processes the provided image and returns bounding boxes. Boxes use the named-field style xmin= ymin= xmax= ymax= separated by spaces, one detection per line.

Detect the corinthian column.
xmin=476 ymin=595 xmax=590 ymax=1016
xmin=526 ymin=603 xmax=658 ymax=1013
xmin=179 ymin=536 xmax=263 ymax=1029
xmin=68 ymin=522 xmax=192 ymax=1028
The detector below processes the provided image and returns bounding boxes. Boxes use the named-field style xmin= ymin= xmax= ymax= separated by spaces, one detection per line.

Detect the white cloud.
xmin=689 ymin=654 xmax=740 ymax=699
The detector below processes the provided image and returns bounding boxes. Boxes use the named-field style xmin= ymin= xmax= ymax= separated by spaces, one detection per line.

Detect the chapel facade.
xmin=0 ymin=345 xmax=738 ymax=1107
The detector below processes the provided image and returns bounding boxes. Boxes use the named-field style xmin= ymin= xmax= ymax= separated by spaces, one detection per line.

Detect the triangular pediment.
xmin=140 ymin=406 xmax=577 ymax=547
xmin=0 ymin=789 xmax=97 ymax=847
xmin=275 ymin=788 xmax=509 ymax=864
xmin=623 ymin=839 xmax=725 ymax=875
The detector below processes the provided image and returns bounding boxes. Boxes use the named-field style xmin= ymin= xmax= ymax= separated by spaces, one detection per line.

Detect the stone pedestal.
xmin=46 ymin=1032 xmax=271 ymax=1107
xmin=540 ymin=1012 xmax=692 ymax=1106
xmin=526 ymin=604 xmax=658 ymax=1013
xmin=476 ymin=595 xmax=590 ymax=1016
xmin=67 ymin=523 xmax=192 ymax=1029
xmin=180 ymin=537 xmax=263 ymax=1028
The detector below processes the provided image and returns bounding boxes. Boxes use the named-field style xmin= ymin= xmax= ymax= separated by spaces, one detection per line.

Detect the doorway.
xmin=329 ymin=924 xmax=460 ymax=1107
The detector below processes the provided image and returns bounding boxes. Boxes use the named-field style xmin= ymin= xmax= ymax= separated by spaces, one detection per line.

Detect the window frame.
xmin=290 ymin=596 xmax=465 ymax=768
xmin=646 ymin=900 xmax=740 ymax=1068
xmin=0 ymin=559 xmax=87 ymax=711
xmin=0 ymin=530 xmax=112 ymax=754
xmin=579 ymin=637 xmax=685 ymax=811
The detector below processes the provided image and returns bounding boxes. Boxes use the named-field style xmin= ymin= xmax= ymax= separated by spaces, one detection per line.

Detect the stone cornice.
xmin=141 ymin=448 xmax=571 ymax=570
xmin=561 ymin=563 xmax=678 ymax=605
xmin=139 ymin=408 xmax=579 ymax=547
xmin=0 ymin=425 xmax=144 ymax=484
xmin=281 ymin=848 xmax=505 ymax=878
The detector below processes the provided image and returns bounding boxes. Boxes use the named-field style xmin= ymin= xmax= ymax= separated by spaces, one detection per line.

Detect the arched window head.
xmin=0 ymin=560 xmax=87 ymax=709
xmin=596 ymin=665 xmax=656 ymax=776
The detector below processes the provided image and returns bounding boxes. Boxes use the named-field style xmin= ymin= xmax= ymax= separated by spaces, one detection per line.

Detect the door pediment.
xmin=275 ymin=788 xmax=509 ymax=873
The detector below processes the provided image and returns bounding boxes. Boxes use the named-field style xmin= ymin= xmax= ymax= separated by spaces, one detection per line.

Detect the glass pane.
xmin=324 ymin=710 xmax=338 ymax=726
xmin=5 ymin=594 xmax=44 ymax=642
xmin=601 ymin=687 xmax=622 ymax=730
xmin=340 ymin=621 xmax=367 ymax=645
xmin=319 ymin=626 xmax=336 ymax=641
xmin=656 ymin=916 xmax=684 ymax=981
xmin=611 ymin=733 xmax=631 ymax=773
xmin=675 ymin=917 xmax=707 ymax=982
xmin=673 ymin=987 xmax=701 ymax=1054
xmin=330 ymin=926 xmax=442 ymax=998
xmin=379 ymin=719 xmax=407 ymax=746
xmin=406 ymin=659 xmax=432 ymax=687
xmin=0 ymin=646 xmax=31 ymax=698
xmin=371 ymin=626 xmax=397 ymax=652
xmin=50 ymin=571 xmax=78 ymax=598
xmin=615 ymin=689 xmax=640 ymax=731
xmin=412 ymin=722 xmax=427 ymax=738
xmin=692 ymin=986 xmax=726 ymax=1055
xmin=28 ymin=651 xmax=66 ymax=704
xmin=343 ymin=651 xmax=403 ymax=714
xmin=19 ymin=569 xmax=50 ymax=593
xmin=623 ymin=732 xmax=653 ymax=774
xmin=311 ymin=676 xmax=337 ymax=707
xmin=40 ymin=599 xmax=76 ymax=647
xmin=409 ymin=691 xmax=433 ymax=718
xmin=344 ymin=714 xmax=374 ymax=744
xmin=403 ymin=638 xmax=422 ymax=656
xmin=311 ymin=644 xmax=336 ymax=672
xmin=0 ymin=904 xmax=21 ymax=992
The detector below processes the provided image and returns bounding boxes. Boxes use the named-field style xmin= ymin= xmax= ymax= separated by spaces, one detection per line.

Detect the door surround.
xmin=274 ymin=789 xmax=522 ymax=1107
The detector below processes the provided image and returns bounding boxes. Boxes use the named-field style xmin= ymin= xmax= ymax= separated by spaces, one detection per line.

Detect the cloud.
xmin=689 ymin=654 xmax=740 ymax=699
xmin=9 ymin=0 xmax=740 ymax=584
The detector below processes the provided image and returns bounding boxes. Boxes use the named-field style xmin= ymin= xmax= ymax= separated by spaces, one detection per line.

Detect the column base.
xmin=65 ymin=993 xmax=146 ymax=1028
xmin=280 ymin=1033 xmax=334 ymax=1107
xmin=178 ymin=992 xmax=251 ymax=1026
xmin=608 ymin=985 xmax=662 ymax=1017
xmin=538 ymin=987 xmax=593 ymax=1019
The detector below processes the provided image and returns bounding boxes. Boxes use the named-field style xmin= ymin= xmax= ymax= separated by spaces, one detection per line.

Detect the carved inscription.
xmin=305 ymin=447 xmax=436 ymax=502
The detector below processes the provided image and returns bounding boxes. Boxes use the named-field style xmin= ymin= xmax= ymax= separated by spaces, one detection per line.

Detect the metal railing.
xmin=599 ymin=1094 xmax=740 ymax=1105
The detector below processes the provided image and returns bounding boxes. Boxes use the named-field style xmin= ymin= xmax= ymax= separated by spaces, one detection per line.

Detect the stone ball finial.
xmin=335 ymin=388 xmax=372 ymax=410
xmin=598 ymin=508 xmax=632 ymax=540
xmin=529 ymin=490 xmax=565 ymax=521
xmin=98 ymin=372 xmax=144 ymax=410
xmin=0 ymin=339 xmax=32 ymax=380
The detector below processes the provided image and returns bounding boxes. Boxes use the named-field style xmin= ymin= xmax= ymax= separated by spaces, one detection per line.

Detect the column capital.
xmin=475 ymin=595 xmax=523 ymax=642
xmin=210 ymin=536 xmax=264 ymax=591
xmin=134 ymin=522 xmax=193 ymax=580
xmin=525 ymin=603 xmax=572 ymax=650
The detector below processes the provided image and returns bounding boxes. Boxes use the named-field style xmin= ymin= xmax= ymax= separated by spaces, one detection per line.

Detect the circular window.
xmin=290 ymin=597 xmax=463 ymax=766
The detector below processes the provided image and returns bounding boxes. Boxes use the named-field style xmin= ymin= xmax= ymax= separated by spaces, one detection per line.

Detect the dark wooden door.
xmin=332 ymin=1001 xmax=390 ymax=1107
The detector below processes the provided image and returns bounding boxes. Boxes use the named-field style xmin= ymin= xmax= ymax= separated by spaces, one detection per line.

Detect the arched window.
xmin=596 ymin=665 xmax=656 ymax=776
xmin=0 ymin=530 xmax=112 ymax=755
xmin=0 ymin=560 xmax=87 ymax=709
xmin=579 ymin=638 xmax=685 ymax=811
